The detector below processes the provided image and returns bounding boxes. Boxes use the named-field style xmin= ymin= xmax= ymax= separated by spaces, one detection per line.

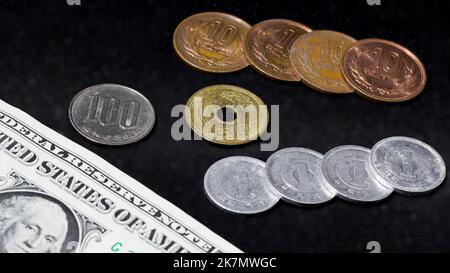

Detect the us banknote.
xmin=0 ymin=99 xmax=241 ymax=253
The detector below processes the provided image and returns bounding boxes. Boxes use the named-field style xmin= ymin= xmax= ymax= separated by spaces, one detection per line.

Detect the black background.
xmin=0 ymin=0 xmax=448 ymax=253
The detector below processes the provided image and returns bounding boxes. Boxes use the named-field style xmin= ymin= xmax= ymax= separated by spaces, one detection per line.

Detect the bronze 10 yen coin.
xmin=290 ymin=30 xmax=356 ymax=94
xmin=244 ymin=19 xmax=312 ymax=82
xmin=341 ymin=38 xmax=427 ymax=102
xmin=173 ymin=12 xmax=251 ymax=73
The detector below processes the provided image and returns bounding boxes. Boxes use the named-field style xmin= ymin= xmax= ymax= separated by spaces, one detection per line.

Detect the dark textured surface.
xmin=0 ymin=0 xmax=448 ymax=252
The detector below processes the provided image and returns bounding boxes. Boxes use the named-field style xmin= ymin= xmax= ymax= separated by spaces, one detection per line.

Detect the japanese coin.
xmin=185 ymin=85 xmax=269 ymax=145
xmin=266 ymin=148 xmax=336 ymax=205
xmin=173 ymin=12 xmax=251 ymax=73
xmin=369 ymin=136 xmax=446 ymax=194
xmin=290 ymin=30 xmax=356 ymax=94
xmin=69 ymin=84 xmax=155 ymax=145
xmin=204 ymin=156 xmax=280 ymax=214
xmin=342 ymin=38 xmax=427 ymax=102
xmin=244 ymin=19 xmax=312 ymax=81
xmin=321 ymin=145 xmax=393 ymax=202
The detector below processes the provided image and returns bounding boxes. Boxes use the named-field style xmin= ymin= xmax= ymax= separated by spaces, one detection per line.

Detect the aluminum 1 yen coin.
xmin=204 ymin=156 xmax=280 ymax=214
xmin=266 ymin=148 xmax=336 ymax=205
xmin=321 ymin=145 xmax=393 ymax=202
xmin=369 ymin=136 xmax=446 ymax=194
xmin=69 ymin=84 xmax=155 ymax=145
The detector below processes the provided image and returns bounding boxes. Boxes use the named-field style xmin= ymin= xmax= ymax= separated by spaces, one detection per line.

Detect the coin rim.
xmin=290 ymin=30 xmax=356 ymax=94
xmin=321 ymin=145 xmax=393 ymax=202
xmin=369 ymin=136 xmax=447 ymax=194
xmin=265 ymin=147 xmax=336 ymax=205
xmin=203 ymin=156 xmax=280 ymax=215
xmin=341 ymin=38 xmax=427 ymax=102
xmin=244 ymin=18 xmax=313 ymax=82
xmin=185 ymin=84 xmax=269 ymax=145
xmin=68 ymin=83 xmax=155 ymax=146
xmin=173 ymin=11 xmax=252 ymax=73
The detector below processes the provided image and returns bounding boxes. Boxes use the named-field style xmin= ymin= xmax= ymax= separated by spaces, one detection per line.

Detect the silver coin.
xmin=266 ymin=148 xmax=336 ymax=205
xmin=321 ymin=145 xmax=393 ymax=202
xmin=69 ymin=84 xmax=155 ymax=145
xmin=204 ymin=156 xmax=280 ymax=214
xmin=369 ymin=136 xmax=446 ymax=194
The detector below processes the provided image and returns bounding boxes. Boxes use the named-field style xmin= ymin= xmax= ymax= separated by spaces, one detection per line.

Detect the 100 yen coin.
xmin=69 ymin=84 xmax=155 ymax=145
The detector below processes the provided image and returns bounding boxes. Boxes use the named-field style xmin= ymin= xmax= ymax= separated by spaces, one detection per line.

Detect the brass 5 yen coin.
xmin=185 ymin=84 xmax=269 ymax=145
xmin=173 ymin=12 xmax=251 ymax=73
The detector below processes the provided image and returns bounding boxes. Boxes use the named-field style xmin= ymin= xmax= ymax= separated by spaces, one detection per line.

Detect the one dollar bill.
xmin=0 ymin=99 xmax=241 ymax=253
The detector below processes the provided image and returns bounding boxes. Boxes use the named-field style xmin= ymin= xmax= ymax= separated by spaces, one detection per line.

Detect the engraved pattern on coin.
xmin=186 ymin=85 xmax=269 ymax=145
xmin=244 ymin=19 xmax=312 ymax=81
xmin=290 ymin=30 xmax=356 ymax=93
xmin=321 ymin=146 xmax=393 ymax=202
xmin=69 ymin=84 xmax=155 ymax=145
xmin=266 ymin=148 xmax=336 ymax=205
xmin=173 ymin=12 xmax=251 ymax=73
xmin=369 ymin=136 xmax=446 ymax=193
xmin=204 ymin=157 xmax=279 ymax=214
xmin=342 ymin=39 xmax=427 ymax=102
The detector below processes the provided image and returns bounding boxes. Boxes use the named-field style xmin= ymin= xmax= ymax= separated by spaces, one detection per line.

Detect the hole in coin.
xmin=216 ymin=107 xmax=237 ymax=122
